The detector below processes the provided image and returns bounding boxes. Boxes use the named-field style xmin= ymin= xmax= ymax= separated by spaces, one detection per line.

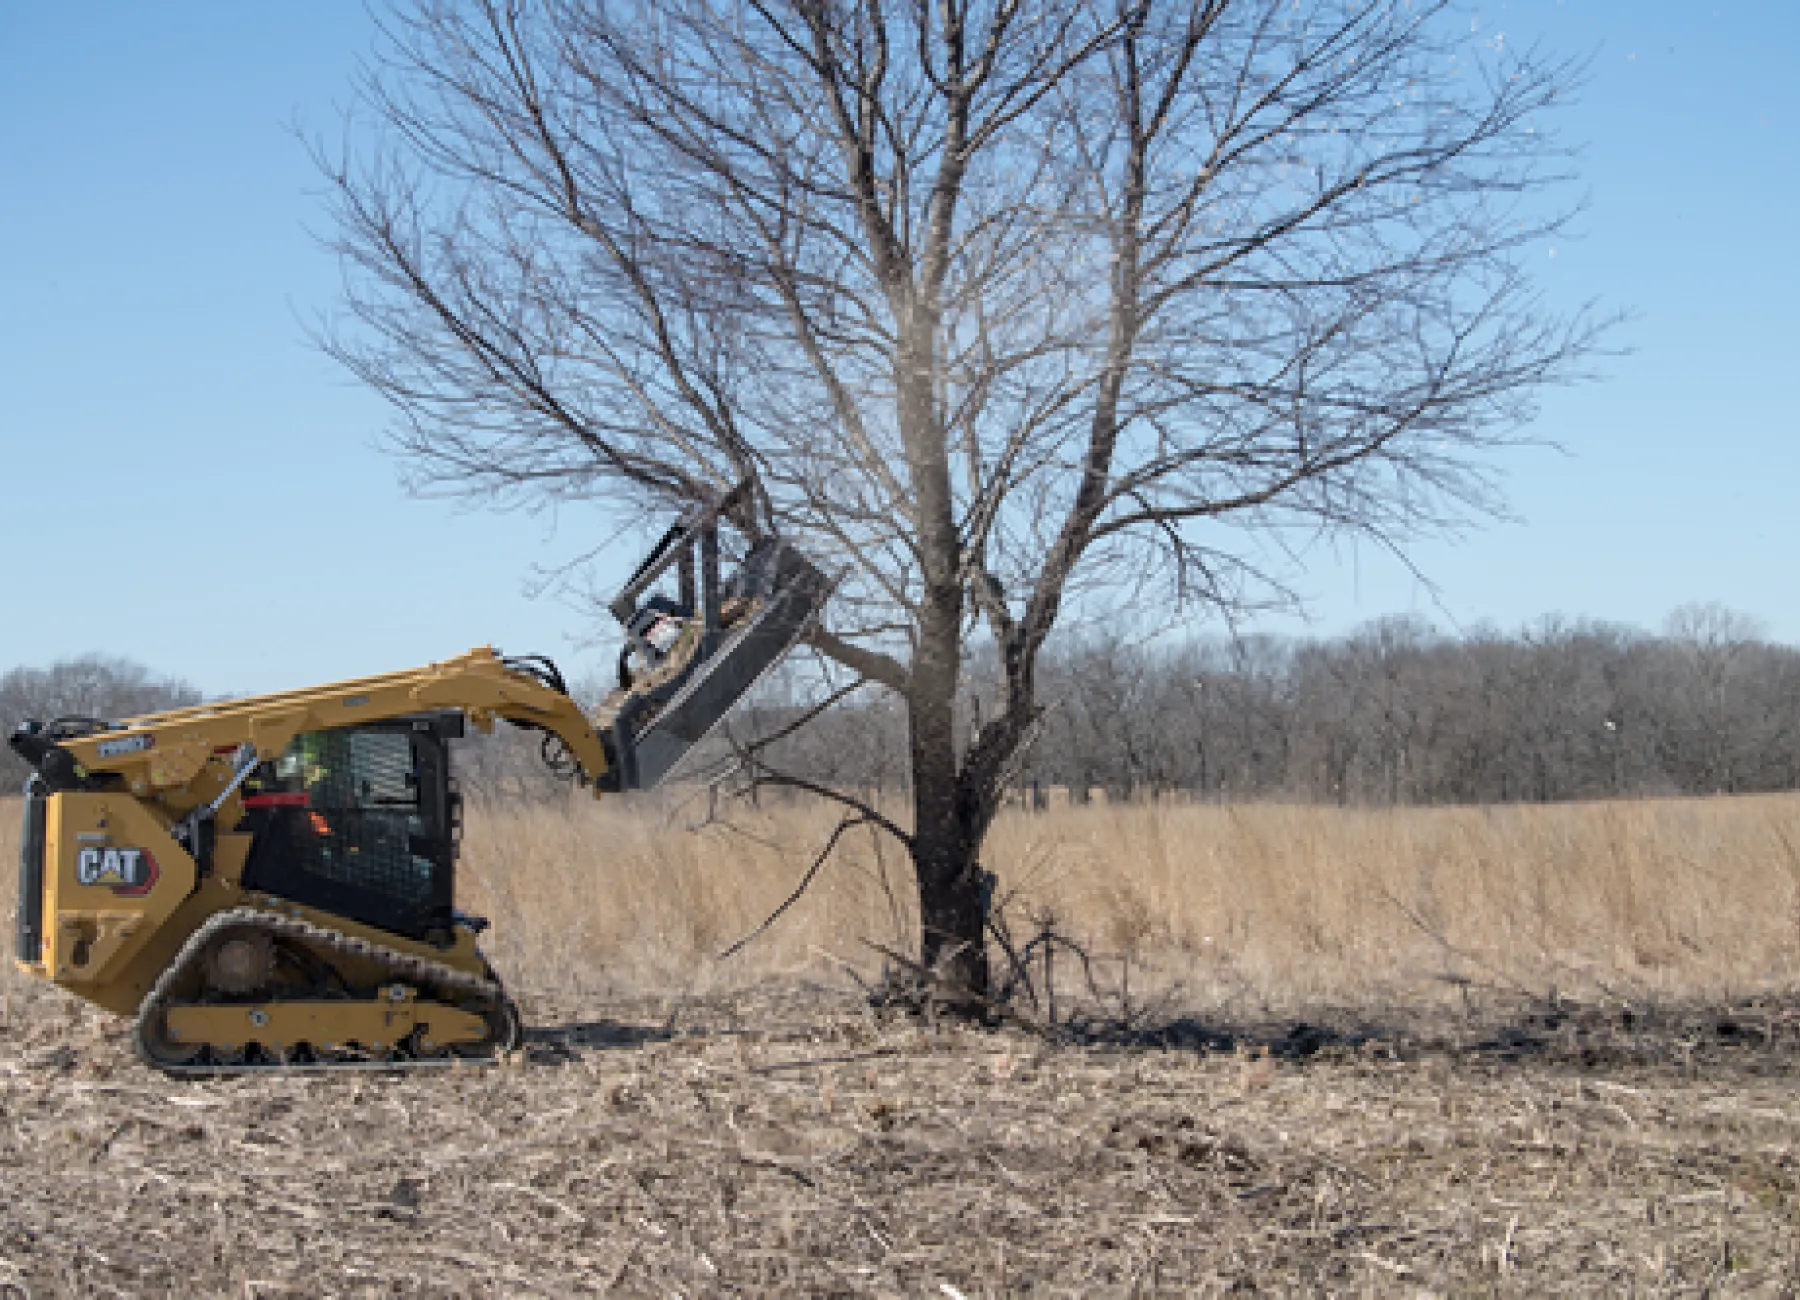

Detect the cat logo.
xmin=75 ymin=846 xmax=159 ymax=896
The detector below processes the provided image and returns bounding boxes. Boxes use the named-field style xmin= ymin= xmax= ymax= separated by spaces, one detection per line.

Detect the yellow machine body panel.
xmin=162 ymin=994 xmax=491 ymax=1056
xmin=39 ymin=791 xmax=195 ymax=992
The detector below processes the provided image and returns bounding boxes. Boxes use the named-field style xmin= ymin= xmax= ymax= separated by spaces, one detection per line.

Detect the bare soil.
xmin=2 ymin=976 xmax=1799 ymax=1296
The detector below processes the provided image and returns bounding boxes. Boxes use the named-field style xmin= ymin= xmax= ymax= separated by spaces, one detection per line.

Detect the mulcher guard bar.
xmin=600 ymin=486 xmax=829 ymax=791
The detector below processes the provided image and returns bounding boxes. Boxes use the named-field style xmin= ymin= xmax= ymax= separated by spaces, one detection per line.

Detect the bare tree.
xmin=321 ymin=0 xmax=1600 ymax=999
xmin=1660 ymin=603 xmax=1772 ymax=795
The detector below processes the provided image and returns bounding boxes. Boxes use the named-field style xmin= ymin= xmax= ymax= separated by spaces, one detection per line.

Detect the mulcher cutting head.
xmin=599 ymin=482 xmax=830 ymax=791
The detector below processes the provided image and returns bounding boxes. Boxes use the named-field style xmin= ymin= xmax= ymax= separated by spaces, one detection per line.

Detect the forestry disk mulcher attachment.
xmin=9 ymin=486 xmax=826 ymax=1074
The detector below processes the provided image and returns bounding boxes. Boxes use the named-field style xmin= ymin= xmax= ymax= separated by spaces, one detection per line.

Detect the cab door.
xmin=238 ymin=716 xmax=456 ymax=941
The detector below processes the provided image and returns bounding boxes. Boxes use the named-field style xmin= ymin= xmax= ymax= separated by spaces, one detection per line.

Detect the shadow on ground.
xmin=1057 ymin=991 xmax=1800 ymax=1076
xmin=517 ymin=982 xmax=1800 ymax=1081
xmin=523 ymin=1018 xmax=676 ymax=1063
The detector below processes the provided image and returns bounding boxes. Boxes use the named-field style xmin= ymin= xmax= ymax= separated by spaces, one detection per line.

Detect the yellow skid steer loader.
xmin=9 ymin=487 xmax=826 ymax=1074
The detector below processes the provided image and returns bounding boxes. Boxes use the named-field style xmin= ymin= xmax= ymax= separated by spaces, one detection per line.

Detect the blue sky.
xmin=1 ymin=1 xmax=1796 ymax=694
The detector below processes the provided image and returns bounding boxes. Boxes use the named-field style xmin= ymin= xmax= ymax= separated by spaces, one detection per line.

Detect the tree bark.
xmin=900 ymin=436 xmax=994 ymax=1002
xmin=892 ymin=183 xmax=996 ymax=994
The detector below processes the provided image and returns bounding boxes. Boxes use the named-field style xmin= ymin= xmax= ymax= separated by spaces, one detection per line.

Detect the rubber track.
xmin=133 ymin=906 xmax=507 ymax=1077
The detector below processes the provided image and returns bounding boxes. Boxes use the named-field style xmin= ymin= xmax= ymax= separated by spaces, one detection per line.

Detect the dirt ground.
xmin=2 ymin=976 xmax=1799 ymax=1297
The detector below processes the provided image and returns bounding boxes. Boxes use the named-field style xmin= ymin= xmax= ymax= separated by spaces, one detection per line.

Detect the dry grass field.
xmin=459 ymin=793 xmax=1800 ymax=1007
xmin=3 ymin=794 xmax=1800 ymax=1294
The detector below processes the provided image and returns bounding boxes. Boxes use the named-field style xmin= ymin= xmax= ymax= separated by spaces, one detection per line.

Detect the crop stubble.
xmin=2 ymin=795 xmax=1799 ymax=1293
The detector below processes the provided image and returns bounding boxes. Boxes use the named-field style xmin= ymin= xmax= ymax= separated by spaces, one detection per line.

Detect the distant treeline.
xmin=745 ymin=605 xmax=1800 ymax=806
xmin=6 ymin=604 xmax=1799 ymax=807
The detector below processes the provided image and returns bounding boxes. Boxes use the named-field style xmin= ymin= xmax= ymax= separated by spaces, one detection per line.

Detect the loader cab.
xmin=237 ymin=713 xmax=463 ymax=943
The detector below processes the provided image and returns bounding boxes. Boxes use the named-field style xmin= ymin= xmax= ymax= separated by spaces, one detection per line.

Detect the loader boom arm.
xmin=13 ymin=647 xmax=609 ymax=813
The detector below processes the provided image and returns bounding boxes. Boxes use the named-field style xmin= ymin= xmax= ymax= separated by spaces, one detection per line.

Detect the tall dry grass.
xmin=6 ymin=794 xmax=1800 ymax=1010
xmin=979 ymin=795 xmax=1800 ymax=1010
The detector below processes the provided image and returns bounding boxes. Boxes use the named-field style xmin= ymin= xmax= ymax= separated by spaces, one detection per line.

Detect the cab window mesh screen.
xmin=248 ymin=729 xmax=432 ymax=914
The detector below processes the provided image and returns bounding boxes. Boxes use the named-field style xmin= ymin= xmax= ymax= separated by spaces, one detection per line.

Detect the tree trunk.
xmin=910 ymin=782 xmax=992 ymax=1004
xmin=905 ymin=590 xmax=993 ymax=1004
xmin=891 ymin=279 xmax=999 ymax=1001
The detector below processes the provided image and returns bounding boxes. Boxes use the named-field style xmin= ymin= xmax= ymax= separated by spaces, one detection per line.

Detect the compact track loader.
xmin=10 ymin=489 xmax=827 ymax=1074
